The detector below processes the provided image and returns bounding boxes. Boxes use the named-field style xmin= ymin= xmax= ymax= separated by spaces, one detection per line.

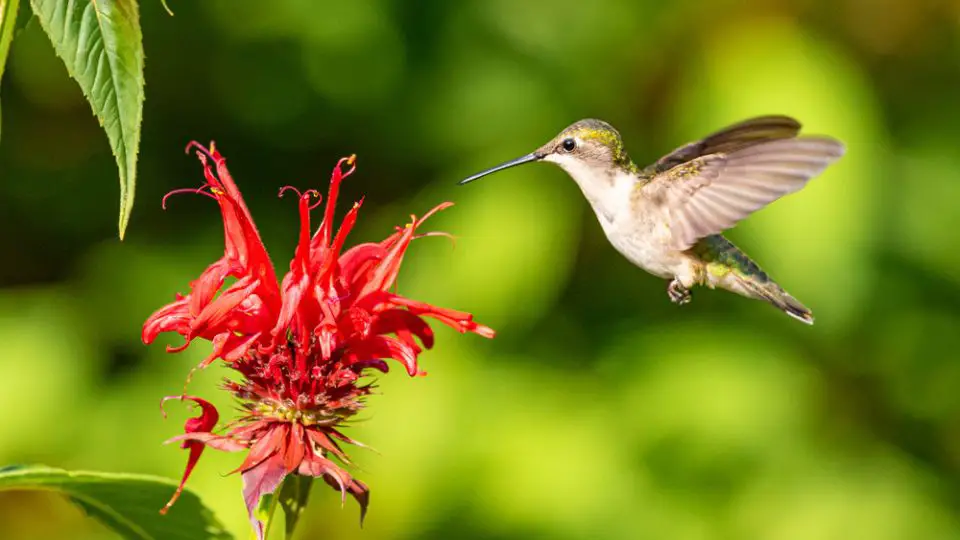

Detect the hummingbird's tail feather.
xmin=770 ymin=291 xmax=814 ymax=325
xmin=692 ymin=235 xmax=814 ymax=324
xmin=733 ymin=276 xmax=814 ymax=325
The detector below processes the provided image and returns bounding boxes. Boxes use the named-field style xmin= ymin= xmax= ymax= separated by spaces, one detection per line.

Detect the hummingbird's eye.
xmin=561 ymin=138 xmax=577 ymax=153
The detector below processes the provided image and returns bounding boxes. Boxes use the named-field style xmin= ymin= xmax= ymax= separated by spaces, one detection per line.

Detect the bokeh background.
xmin=2 ymin=0 xmax=960 ymax=538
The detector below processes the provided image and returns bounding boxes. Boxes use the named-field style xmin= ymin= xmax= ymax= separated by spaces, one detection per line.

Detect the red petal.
xmin=188 ymin=142 xmax=281 ymax=314
xmin=357 ymin=221 xmax=415 ymax=298
xmin=349 ymin=359 xmax=390 ymax=373
xmin=241 ymin=453 xmax=288 ymax=540
xmin=164 ymin=432 xmax=247 ymax=452
xmin=328 ymin=199 xmax=363 ymax=261
xmin=338 ymin=243 xmax=387 ymax=290
xmin=321 ymin=466 xmax=347 ymax=503
xmin=237 ymin=423 xmax=288 ymax=474
xmin=297 ymin=453 xmax=336 ymax=477
xmin=307 ymin=429 xmax=350 ymax=463
xmin=271 ymin=190 xmax=318 ymax=338
xmin=353 ymin=202 xmax=454 ymax=299
xmin=328 ymin=430 xmax=378 ymax=464
xmin=159 ymin=396 xmax=219 ymax=514
xmin=271 ymin=272 xmax=310 ymax=340
xmin=382 ymin=294 xmax=496 ymax=338
xmin=297 ymin=454 xmax=371 ymax=524
xmin=284 ymin=423 xmax=307 ymax=473
xmin=315 ymin=198 xmax=363 ymax=288
xmin=343 ymin=335 xmax=420 ymax=376
xmin=293 ymin=190 xmax=315 ymax=274
xmin=227 ymin=420 xmax=271 ymax=442
xmin=370 ymin=309 xmax=435 ymax=349
xmin=316 ymin=467 xmax=369 ymax=526
xmin=347 ymin=477 xmax=370 ymax=526
xmin=202 ymin=331 xmax=261 ymax=367
xmin=210 ymin=157 xmax=279 ymax=304
xmin=190 ymin=276 xmax=261 ymax=336
xmin=308 ymin=324 xmax=337 ymax=363
xmin=187 ymin=258 xmax=235 ymax=318
xmin=417 ymin=201 xmax=454 ymax=224
xmin=142 ymin=297 xmax=191 ymax=345
xmin=338 ymin=307 xmax=373 ymax=340
xmin=312 ymin=156 xmax=356 ymax=250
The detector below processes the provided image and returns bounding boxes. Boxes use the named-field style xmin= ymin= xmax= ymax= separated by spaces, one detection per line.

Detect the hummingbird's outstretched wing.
xmin=642 ymin=135 xmax=845 ymax=251
xmin=643 ymin=116 xmax=802 ymax=175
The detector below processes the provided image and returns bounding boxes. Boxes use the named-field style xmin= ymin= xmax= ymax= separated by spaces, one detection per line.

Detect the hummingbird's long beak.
xmin=458 ymin=152 xmax=543 ymax=185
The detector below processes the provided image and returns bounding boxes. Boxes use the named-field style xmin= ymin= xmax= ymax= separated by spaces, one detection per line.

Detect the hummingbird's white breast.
xmin=546 ymin=153 xmax=690 ymax=280
xmin=545 ymin=154 xmax=633 ymax=234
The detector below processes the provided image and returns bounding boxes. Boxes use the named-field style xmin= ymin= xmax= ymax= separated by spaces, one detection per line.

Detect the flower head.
xmin=144 ymin=143 xmax=494 ymax=538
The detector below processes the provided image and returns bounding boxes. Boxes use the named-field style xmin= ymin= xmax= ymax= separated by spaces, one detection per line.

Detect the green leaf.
xmin=0 ymin=0 xmax=19 ymax=142
xmin=29 ymin=0 xmax=144 ymax=239
xmin=277 ymin=475 xmax=313 ymax=539
xmin=0 ymin=465 xmax=233 ymax=540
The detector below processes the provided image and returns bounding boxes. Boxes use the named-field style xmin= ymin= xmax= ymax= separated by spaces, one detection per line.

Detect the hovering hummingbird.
xmin=458 ymin=116 xmax=845 ymax=324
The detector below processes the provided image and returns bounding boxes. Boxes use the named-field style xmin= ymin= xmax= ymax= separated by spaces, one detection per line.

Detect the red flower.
xmin=143 ymin=143 xmax=494 ymax=538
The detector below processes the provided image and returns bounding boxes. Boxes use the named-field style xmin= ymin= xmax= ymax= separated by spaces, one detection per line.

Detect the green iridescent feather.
xmin=691 ymin=235 xmax=770 ymax=283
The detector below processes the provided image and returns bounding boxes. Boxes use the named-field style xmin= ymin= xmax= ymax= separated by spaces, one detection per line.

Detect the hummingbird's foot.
xmin=667 ymin=279 xmax=692 ymax=305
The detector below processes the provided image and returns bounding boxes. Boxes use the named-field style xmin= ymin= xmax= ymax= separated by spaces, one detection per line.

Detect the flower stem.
xmin=261 ymin=488 xmax=283 ymax=540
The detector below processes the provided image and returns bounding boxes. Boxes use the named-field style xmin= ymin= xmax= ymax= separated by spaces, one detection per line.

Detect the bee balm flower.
xmin=143 ymin=143 xmax=494 ymax=538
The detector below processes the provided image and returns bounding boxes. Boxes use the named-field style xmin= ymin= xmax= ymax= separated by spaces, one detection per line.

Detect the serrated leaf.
xmin=277 ymin=475 xmax=313 ymax=539
xmin=30 ymin=0 xmax=144 ymax=239
xmin=0 ymin=0 xmax=19 ymax=142
xmin=0 ymin=465 xmax=233 ymax=540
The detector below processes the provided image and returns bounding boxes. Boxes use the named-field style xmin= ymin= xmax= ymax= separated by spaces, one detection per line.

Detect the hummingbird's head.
xmin=458 ymin=118 xmax=635 ymax=186
xmin=539 ymin=119 xmax=634 ymax=172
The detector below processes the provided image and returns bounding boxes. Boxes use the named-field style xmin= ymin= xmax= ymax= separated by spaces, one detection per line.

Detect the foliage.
xmin=0 ymin=0 xmax=19 ymax=140
xmin=0 ymin=465 xmax=230 ymax=539
xmin=1 ymin=0 xmax=143 ymax=238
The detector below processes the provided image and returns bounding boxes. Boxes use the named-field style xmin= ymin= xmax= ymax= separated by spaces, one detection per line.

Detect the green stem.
xmin=261 ymin=488 xmax=283 ymax=540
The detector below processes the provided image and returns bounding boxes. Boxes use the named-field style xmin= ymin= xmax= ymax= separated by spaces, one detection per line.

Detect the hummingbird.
xmin=458 ymin=116 xmax=845 ymax=324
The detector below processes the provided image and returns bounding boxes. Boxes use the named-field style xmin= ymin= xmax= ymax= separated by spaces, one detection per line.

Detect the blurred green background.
xmin=2 ymin=0 xmax=960 ymax=538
